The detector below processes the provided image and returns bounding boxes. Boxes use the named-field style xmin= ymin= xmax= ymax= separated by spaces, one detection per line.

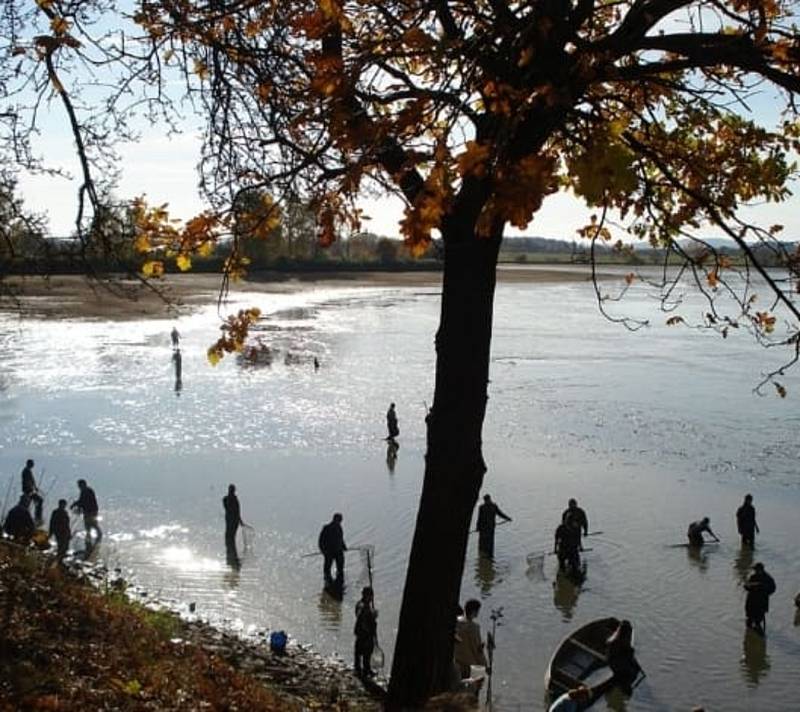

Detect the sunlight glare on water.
xmin=1 ymin=270 xmax=799 ymax=711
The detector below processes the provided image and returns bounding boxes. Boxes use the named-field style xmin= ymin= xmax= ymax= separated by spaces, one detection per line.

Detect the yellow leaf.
xmin=207 ymin=348 xmax=221 ymax=366
xmin=141 ymin=260 xmax=164 ymax=278
xmin=193 ymin=59 xmax=209 ymax=81
xmin=176 ymin=254 xmax=192 ymax=272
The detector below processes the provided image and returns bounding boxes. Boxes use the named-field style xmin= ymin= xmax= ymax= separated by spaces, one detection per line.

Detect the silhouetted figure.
xmin=386 ymin=439 xmax=398 ymax=473
xmin=354 ymin=586 xmax=378 ymax=679
xmin=386 ymin=403 xmax=399 ymax=441
xmin=318 ymin=512 xmax=347 ymax=584
xmin=744 ymin=562 xmax=776 ymax=635
xmin=49 ymin=499 xmax=71 ymax=561
xmin=70 ymin=479 xmax=102 ymax=545
xmin=171 ymin=326 xmax=180 ymax=348
xmin=314 ymin=357 xmax=320 ymax=371
xmin=222 ymin=484 xmax=244 ymax=566
xmin=736 ymin=494 xmax=759 ymax=547
xmin=3 ymin=495 xmax=35 ymax=542
xmin=554 ymin=516 xmax=582 ymax=573
xmin=687 ymin=516 xmax=718 ymax=547
xmin=454 ymin=599 xmax=487 ymax=679
xmin=561 ymin=498 xmax=589 ymax=537
xmin=476 ymin=494 xmax=512 ymax=557
xmin=21 ymin=458 xmax=44 ymax=522
xmin=606 ymin=620 xmax=641 ymax=694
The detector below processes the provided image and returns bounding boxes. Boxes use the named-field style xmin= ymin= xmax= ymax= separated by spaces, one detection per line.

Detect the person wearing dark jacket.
xmin=318 ymin=513 xmax=347 ymax=584
xmin=70 ymin=479 xmax=102 ymax=544
xmin=561 ymin=498 xmax=589 ymax=537
xmin=554 ymin=516 xmax=582 ymax=573
xmin=21 ymin=458 xmax=44 ymax=522
xmin=687 ymin=517 xmax=718 ymax=547
xmin=49 ymin=499 xmax=71 ymax=560
xmin=736 ymin=494 xmax=759 ymax=547
xmin=476 ymin=494 xmax=512 ymax=557
xmin=3 ymin=495 xmax=35 ymax=542
xmin=354 ymin=586 xmax=378 ymax=678
xmin=386 ymin=403 xmax=399 ymax=441
xmin=744 ymin=562 xmax=776 ymax=634
xmin=222 ymin=484 xmax=244 ymax=553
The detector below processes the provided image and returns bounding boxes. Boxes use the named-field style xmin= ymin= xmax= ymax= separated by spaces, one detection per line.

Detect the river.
xmin=1 ymin=267 xmax=798 ymax=711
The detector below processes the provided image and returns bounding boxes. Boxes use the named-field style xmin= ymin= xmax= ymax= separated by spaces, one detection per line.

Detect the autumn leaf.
xmin=775 ymin=382 xmax=787 ymax=398
xmin=624 ymin=272 xmax=635 ymax=285
xmin=50 ymin=17 xmax=71 ymax=35
xmin=176 ymin=254 xmax=192 ymax=272
xmin=707 ymin=270 xmax=719 ymax=288
xmin=141 ymin=260 xmax=165 ymax=278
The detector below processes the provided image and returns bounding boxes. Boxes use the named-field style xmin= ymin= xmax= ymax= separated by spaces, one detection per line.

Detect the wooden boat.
xmin=544 ymin=617 xmax=619 ymax=699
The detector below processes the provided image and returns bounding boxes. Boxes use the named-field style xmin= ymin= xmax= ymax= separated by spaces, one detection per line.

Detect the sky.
xmin=16 ymin=98 xmax=800 ymax=244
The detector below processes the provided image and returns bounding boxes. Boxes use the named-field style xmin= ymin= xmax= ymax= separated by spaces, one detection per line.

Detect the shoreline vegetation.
xmin=0 ymin=266 xmax=604 ymax=321
xmin=0 ymin=540 xmax=382 ymax=711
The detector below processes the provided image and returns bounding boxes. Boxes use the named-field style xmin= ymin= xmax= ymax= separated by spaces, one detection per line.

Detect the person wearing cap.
xmin=744 ymin=562 xmax=776 ymax=634
xmin=318 ymin=512 xmax=347 ymax=584
xmin=687 ymin=517 xmax=718 ymax=547
xmin=561 ymin=498 xmax=589 ymax=538
xmin=736 ymin=494 xmax=759 ymax=547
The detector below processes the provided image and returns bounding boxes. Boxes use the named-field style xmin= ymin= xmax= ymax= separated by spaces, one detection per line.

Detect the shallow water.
xmin=1 ymin=269 xmax=799 ymax=711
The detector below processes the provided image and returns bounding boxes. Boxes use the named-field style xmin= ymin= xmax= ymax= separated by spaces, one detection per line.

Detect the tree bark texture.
xmin=387 ymin=232 xmax=501 ymax=709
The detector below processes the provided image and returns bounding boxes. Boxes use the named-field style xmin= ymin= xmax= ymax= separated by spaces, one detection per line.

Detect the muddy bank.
xmin=0 ymin=540 xmax=382 ymax=711
xmin=0 ymin=266 xmax=597 ymax=320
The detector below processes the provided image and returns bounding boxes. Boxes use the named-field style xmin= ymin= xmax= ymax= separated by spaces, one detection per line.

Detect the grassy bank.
xmin=0 ymin=541 xmax=379 ymax=711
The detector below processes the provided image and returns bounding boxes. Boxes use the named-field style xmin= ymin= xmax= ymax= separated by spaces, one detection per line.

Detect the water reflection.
xmin=734 ymin=545 xmax=754 ymax=586
xmin=741 ymin=628 xmax=770 ymax=686
xmin=172 ymin=348 xmax=183 ymax=395
xmin=475 ymin=553 xmax=497 ymax=596
xmin=224 ymin=564 xmax=240 ymax=590
xmin=552 ymin=563 xmax=587 ymax=621
xmin=794 ymin=606 xmax=800 ymax=627
xmin=318 ymin=590 xmax=343 ymax=631
xmin=385 ymin=440 xmax=398 ymax=474
xmin=687 ymin=545 xmax=710 ymax=573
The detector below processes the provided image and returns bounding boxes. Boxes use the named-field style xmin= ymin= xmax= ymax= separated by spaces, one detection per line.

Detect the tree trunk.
xmin=387 ymin=230 xmax=501 ymax=708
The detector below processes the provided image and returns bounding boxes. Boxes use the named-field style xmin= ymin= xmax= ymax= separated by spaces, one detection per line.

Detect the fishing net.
xmin=355 ymin=545 xmax=376 ymax=587
xmin=371 ymin=641 xmax=385 ymax=671
xmin=241 ymin=525 xmax=254 ymax=551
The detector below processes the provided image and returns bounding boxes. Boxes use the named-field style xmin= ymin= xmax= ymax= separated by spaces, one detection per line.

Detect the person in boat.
xmin=70 ymin=479 xmax=102 ymax=545
xmin=386 ymin=403 xmax=399 ymax=441
xmin=606 ymin=619 xmax=641 ymax=693
xmin=736 ymin=494 xmax=759 ymax=548
xmin=454 ymin=599 xmax=488 ymax=679
xmin=3 ymin=495 xmax=36 ymax=542
xmin=222 ymin=484 xmax=244 ymax=558
xmin=548 ymin=684 xmax=591 ymax=712
xmin=561 ymin=498 xmax=588 ymax=538
xmin=476 ymin=494 xmax=512 ymax=557
xmin=744 ymin=562 xmax=776 ymax=635
xmin=21 ymin=458 xmax=44 ymax=522
xmin=353 ymin=586 xmax=378 ymax=679
xmin=554 ymin=515 xmax=582 ymax=572
xmin=49 ymin=498 xmax=71 ymax=561
xmin=318 ymin=512 xmax=347 ymax=584
xmin=687 ymin=517 xmax=719 ymax=547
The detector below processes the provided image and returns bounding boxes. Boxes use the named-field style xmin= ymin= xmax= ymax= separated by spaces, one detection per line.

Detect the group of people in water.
xmin=1 ymin=458 xmax=103 ymax=559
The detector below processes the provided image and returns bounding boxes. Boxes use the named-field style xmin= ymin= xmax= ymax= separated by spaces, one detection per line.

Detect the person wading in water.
xmin=736 ymin=494 xmax=759 ymax=548
xmin=476 ymin=494 xmax=512 ymax=558
xmin=318 ymin=512 xmax=347 ymax=586
xmin=222 ymin=484 xmax=245 ymax=566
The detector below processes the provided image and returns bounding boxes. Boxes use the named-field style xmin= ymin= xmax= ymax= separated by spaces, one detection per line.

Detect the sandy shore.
xmin=0 ymin=265 xmax=597 ymax=321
